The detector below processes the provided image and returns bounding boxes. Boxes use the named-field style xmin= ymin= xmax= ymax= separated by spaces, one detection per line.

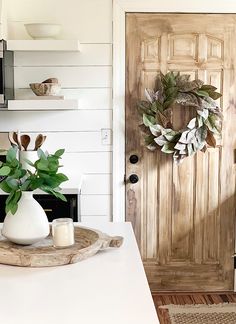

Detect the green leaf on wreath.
xmin=163 ymin=98 xmax=176 ymax=110
xmin=164 ymin=130 xmax=180 ymax=142
xmin=143 ymin=114 xmax=156 ymax=127
xmin=207 ymin=91 xmax=222 ymax=100
xmin=200 ymin=84 xmax=217 ymax=91
xmin=156 ymin=111 xmax=170 ymax=127
xmin=194 ymin=90 xmax=210 ymax=97
xmin=145 ymin=135 xmax=156 ymax=146
xmin=161 ymin=142 xmax=175 ymax=153
xmin=137 ymin=101 xmax=155 ymax=116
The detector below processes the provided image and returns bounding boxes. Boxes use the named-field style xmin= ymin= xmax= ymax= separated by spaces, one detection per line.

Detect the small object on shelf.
xmin=24 ymin=23 xmax=62 ymax=40
xmin=0 ymin=226 xmax=124 ymax=267
xmin=52 ymin=218 xmax=75 ymax=248
xmin=42 ymin=78 xmax=59 ymax=84
xmin=30 ymin=80 xmax=61 ymax=96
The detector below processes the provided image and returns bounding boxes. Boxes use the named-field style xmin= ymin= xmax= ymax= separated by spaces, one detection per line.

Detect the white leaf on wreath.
xmin=147 ymin=144 xmax=157 ymax=151
xmin=176 ymin=93 xmax=199 ymax=107
xmin=161 ymin=128 xmax=174 ymax=135
xmin=149 ymin=125 xmax=162 ymax=136
xmin=187 ymin=128 xmax=197 ymax=142
xmin=176 ymin=77 xmax=203 ymax=92
xmin=165 ymin=133 xmax=177 ymax=141
xmin=154 ymin=135 xmax=168 ymax=146
xmin=197 ymin=108 xmax=209 ymax=120
xmin=179 ymin=148 xmax=187 ymax=155
xmin=187 ymin=118 xmax=197 ymax=129
xmin=203 ymin=96 xmax=217 ymax=108
xmin=178 ymin=130 xmax=190 ymax=144
xmin=174 ymin=143 xmax=186 ymax=151
xmin=195 ymin=126 xmax=207 ymax=144
xmin=197 ymin=116 xmax=203 ymax=127
xmin=175 ymin=74 xmax=190 ymax=84
xmin=187 ymin=143 xmax=194 ymax=156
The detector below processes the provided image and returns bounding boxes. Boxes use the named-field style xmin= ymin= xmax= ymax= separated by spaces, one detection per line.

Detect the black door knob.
xmin=129 ymin=154 xmax=139 ymax=164
xmin=129 ymin=174 xmax=139 ymax=184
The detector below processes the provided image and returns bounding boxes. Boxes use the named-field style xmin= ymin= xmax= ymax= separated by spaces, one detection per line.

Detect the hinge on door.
xmin=124 ymin=174 xmax=126 ymax=183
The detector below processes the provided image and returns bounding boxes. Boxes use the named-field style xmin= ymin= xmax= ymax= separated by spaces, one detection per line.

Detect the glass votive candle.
xmin=52 ymin=218 xmax=75 ymax=248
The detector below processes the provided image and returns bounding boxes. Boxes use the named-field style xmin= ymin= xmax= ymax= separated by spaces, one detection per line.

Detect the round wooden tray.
xmin=0 ymin=226 xmax=123 ymax=267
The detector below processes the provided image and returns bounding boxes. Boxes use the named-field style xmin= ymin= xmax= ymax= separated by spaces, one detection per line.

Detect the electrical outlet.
xmin=101 ymin=128 xmax=112 ymax=145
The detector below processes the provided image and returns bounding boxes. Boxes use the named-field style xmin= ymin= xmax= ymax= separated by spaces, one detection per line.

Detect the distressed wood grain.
xmin=0 ymin=226 xmax=123 ymax=267
xmin=126 ymin=13 xmax=236 ymax=291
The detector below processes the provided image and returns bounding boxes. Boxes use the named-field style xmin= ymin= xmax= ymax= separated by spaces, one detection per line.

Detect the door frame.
xmin=112 ymin=0 xmax=236 ymax=222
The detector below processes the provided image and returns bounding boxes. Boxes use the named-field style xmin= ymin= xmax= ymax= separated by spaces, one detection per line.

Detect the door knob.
xmin=129 ymin=174 xmax=139 ymax=184
xmin=129 ymin=154 xmax=139 ymax=164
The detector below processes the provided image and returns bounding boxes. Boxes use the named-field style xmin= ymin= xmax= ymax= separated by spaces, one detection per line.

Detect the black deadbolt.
xmin=129 ymin=154 xmax=139 ymax=164
xmin=129 ymin=174 xmax=139 ymax=184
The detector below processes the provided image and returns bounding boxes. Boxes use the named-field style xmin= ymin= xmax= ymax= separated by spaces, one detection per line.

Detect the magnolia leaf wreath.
xmin=137 ymin=72 xmax=223 ymax=163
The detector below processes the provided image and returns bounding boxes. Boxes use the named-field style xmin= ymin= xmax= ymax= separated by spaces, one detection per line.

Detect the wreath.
xmin=137 ymin=72 xmax=223 ymax=163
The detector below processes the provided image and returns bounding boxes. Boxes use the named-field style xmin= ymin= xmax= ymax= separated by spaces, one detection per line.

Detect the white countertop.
xmin=0 ymin=222 xmax=159 ymax=324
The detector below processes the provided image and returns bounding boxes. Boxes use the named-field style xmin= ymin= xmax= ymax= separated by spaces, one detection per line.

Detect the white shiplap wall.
xmin=0 ymin=0 xmax=113 ymax=222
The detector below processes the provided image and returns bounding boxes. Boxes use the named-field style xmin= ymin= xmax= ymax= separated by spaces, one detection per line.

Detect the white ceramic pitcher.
xmin=2 ymin=191 xmax=49 ymax=245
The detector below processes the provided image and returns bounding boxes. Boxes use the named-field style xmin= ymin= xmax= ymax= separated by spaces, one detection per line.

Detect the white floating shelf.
xmin=7 ymin=99 xmax=78 ymax=111
xmin=7 ymin=40 xmax=81 ymax=52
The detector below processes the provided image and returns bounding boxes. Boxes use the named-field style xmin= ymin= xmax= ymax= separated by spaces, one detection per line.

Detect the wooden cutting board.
xmin=0 ymin=226 xmax=123 ymax=267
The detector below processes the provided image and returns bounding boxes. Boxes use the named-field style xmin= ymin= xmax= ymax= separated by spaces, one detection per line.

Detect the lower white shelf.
xmin=7 ymin=99 xmax=78 ymax=111
xmin=7 ymin=40 xmax=81 ymax=52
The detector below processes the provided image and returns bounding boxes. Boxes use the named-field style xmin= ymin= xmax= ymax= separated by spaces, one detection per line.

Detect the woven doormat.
xmin=159 ymin=303 xmax=236 ymax=324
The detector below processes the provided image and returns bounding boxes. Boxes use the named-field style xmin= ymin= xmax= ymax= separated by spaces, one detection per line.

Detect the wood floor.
xmin=152 ymin=292 xmax=236 ymax=324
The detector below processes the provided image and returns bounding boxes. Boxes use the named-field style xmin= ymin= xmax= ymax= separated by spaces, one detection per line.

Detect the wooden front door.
xmin=125 ymin=13 xmax=236 ymax=291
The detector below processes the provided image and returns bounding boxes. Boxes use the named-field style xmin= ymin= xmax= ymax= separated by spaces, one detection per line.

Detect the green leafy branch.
xmin=0 ymin=148 xmax=68 ymax=214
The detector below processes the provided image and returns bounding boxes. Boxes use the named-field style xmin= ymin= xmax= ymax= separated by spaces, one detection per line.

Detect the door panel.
xmin=125 ymin=13 xmax=236 ymax=291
